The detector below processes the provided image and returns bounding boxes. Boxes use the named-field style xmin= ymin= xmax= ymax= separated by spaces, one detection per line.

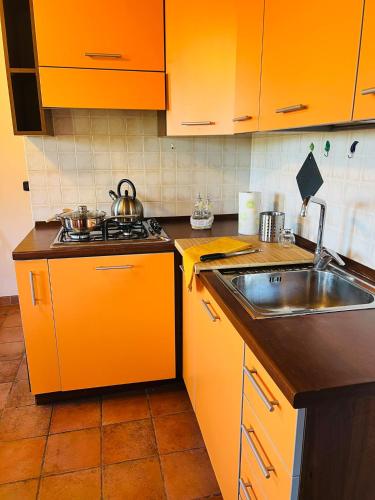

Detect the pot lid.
xmin=59 ymin=205 xmax=105 ymax=220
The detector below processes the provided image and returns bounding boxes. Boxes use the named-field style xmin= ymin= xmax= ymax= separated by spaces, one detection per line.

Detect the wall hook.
xmin=348 ymin=140 xmax=359 ymax=158
xmin=309 ymin=142 xmax=315 ymax=152
xmin=324 ymin=140 xmax=331 ymax=157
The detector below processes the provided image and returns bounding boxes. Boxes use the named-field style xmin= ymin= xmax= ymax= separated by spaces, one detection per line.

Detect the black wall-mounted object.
xmin=296 ymin=152 xmax=324 ymax=200
xmin=23 ymin=180 xmax=29 ymax=192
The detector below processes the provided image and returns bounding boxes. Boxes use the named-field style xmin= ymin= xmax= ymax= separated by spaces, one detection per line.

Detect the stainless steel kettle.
xmin=109 ymin=179 xmax=144 ymax=221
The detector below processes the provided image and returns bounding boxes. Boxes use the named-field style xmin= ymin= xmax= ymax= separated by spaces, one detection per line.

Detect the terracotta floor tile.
xmin=148 ymin=386 xmax=192 ymax=417
xmin=16 ymin=357 xmax=28 ymax=381
xmin=50 ymin=398 xmax=100 ymax=433
xmin=103 ymin=419 xmax=157 ymax=465
xmin=103 ymin=457 xmax=165 ymax=500
xmin=0 ymin=405 xmax=51 ymax=441
xmin=0 ymin=478 xmax=38 ymax=500
xmin=0 ymin=437 xmax=45 ymax=484
xmin=2 ymin=312 xmax=22 ymax=328
xmin=0 ymin=342 xmax=25 ymax=361
xmin=0 ymin=360 xmax=19 ymax=383
xmin=43 ymin=428 xmax=100 ymax=475
xmin=102 ymin=390 xmax=149 ymax=425
xmin=0 ymin=383 xmax=12 ymax=410
xmin=154 ymin=410 xmax=204 ymax=454
xmin=0 ymin=326 xmax=24 ymax=344
xmin=6 ymin=380 xmax=35 ymax=408
xmin=39 ymin=467 xmax=101 ymax=500
xmin=161 ymin=448 xmax=220 ymax=500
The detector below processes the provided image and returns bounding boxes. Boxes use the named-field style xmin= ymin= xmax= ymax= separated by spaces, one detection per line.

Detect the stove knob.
xmin=150 ymin=219 xmax=161 ymax=233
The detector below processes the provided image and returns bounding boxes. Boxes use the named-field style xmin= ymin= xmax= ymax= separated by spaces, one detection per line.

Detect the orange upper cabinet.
xmin=32 ymin=0 xmax=164 ymax=71
xmin=165 ymin=0 xmax=237 ymax=135
xmin=48 ymin=253 xmax=175 ymax=391
xmin=259 ymin=0 xmax=363 ymax=131
xmin=353 ymin=0 xmax=375 ymax=120
xmin=233 ymin=0 xmax=264 ymax=133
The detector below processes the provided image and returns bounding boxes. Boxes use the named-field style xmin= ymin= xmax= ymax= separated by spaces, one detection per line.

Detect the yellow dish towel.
xmin=183 ymin=237 xmax=251 ymax=288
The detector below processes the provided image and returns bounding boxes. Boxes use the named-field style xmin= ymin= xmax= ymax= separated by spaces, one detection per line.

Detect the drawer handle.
xmin=233 ymin=115 xmax=252 ymax=122
xmin=29 ymin=271 xmax=37 ymax=306
xmin=85 ymin=52 xmax=122 ymax=59
xmin=201 ymin=299 xmax=220 ymax=322
xmin=95 ymin=265 xmax=134 ymax=271
xmin=179 ymin=265 xmax=184 ymax=273
xmin=276 ymin=104 xmax=306 ymax=113
xmin=181 ymin=121 xmax=214 ymax=126
xmin=244 ymin=366 xmax=279 ymax=412
xmin=361 ymin=87 xmax=375 ymax=96
xmin=242 ymin=424 xmax=274 ymax=479
xmin=239 ymin=478 xmax=252 ymax=500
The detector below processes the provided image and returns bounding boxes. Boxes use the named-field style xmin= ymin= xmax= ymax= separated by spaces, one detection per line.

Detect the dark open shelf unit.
xmin=0 ymin=0 xmax=53 ymax=135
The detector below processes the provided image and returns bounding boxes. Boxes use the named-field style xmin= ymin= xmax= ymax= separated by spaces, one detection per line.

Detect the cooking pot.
xmin=109 ymin=179 xmax=144 ymax=221
xmin=55 ymin=205 xmax=106 ymax=233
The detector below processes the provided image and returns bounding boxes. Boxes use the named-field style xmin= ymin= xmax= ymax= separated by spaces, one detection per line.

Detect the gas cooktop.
xmin=51 ymin=218 xmax=170 ymax=247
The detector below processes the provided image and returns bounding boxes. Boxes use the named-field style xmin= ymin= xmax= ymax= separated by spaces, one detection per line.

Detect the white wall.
xmin=24 ymin=109 xmax=252 ymax=221
xmin=0 ymin=26 xmax=33 ymax=297
xmin=250 ymin=130 xmax=375 ymax=268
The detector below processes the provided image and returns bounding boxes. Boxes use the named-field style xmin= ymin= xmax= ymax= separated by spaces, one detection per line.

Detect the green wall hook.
xmin=324 ymin=140 xmax=331 ymax=157
xmin=309 ymin=142 xmax=315 ymax=152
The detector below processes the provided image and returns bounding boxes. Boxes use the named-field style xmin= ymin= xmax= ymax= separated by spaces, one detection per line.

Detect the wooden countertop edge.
xmin=198 ymin=271 xmax=375 ymax=409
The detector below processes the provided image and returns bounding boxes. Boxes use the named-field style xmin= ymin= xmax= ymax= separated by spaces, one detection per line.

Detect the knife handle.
xmin=200 ymin=253 xmax=226 ymax=262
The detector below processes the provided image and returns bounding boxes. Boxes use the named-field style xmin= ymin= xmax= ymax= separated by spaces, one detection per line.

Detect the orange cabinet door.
xmin=182 ymin=278 xmax=197 ymax=408
xmin=233 ymin=0 xmax=264 ymax=133
xmin=48 ymin=253 xmax=175 ymax=391
xmin=32 ymin=0 xmax=164 ymax=71
xmin=15 ymin=260 xmax=61 ymax=395
xmin=165 ymin=0 xmax=237 ymax=135
xmin=194 ymin=284 xmax=244 ymax=500
xmin=353 ymin=0 xmax=375 ymax=120
xmin=259 ymin=0 xmax=363 ymax=131
xmin=39 ymin=67 xmax=165 ymax=110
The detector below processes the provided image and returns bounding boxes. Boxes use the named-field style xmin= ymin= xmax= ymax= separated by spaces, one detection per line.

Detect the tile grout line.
xmin=35 ymin=388 xmax=53 ymax=498
xmin=146 ymin=389 xmax=168 ymax=500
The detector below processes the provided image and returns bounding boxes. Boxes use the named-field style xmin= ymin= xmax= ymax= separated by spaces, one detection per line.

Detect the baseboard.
xmin=0 ymin=295 xmax=19 ymax=306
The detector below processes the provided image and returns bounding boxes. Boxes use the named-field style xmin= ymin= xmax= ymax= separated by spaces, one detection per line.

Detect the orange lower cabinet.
xmin=48 ymin=253 xmax=175 ymax=391
xmin=194 ymin=285 xmax=244 ymax=500
xmin=14 ymin=260 xmax=61 ymax=394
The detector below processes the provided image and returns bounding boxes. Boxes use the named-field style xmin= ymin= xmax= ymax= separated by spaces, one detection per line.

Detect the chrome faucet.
xmin=300 ymin=196 xmax=345 ymax=270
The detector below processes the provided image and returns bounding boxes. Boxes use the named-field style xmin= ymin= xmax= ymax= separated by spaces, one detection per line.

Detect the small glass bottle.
xmin=190 ymin=194 xmax=214 ymax=230
xmin=278 ymin=228 xmax=296 ymax=248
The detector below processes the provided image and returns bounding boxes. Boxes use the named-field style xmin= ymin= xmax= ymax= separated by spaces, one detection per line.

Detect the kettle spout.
xmin=109 ymin=190 xmax=118 ymax=201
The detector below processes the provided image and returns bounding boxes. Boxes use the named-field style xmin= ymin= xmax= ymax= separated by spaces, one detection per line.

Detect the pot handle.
xmin=117 ymin=179 xmax=136 ymax=200
xmin=109 ymin=190 xmax=118 ymax=201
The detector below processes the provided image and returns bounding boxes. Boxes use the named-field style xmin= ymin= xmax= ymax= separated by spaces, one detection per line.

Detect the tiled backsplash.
xmin=250 ymin=130 xmax=375 ymax=268
xmin=25 ymin=109 xmax=252 ymax=221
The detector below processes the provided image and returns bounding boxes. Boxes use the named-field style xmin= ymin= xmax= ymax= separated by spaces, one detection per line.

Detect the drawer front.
xmin=239 ymin=451 xmax=266 ymax=500
xmin=244 ymin=347 xmax=305 ymax=475
xmin=242 ymin=398 xmax=299 ymax=500
xmin=39 ymin=67 xmax=165 ymax=110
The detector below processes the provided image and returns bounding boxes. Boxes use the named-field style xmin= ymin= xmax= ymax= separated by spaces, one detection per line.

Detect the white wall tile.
xmin=25 ymin=110 xmax=251 ymax=220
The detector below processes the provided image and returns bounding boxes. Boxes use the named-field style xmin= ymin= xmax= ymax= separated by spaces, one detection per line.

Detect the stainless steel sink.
xmin=215 ymin=265 xmax=375 ymax=319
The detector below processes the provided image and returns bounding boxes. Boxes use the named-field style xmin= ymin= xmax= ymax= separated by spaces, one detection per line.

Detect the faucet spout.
xmin=300 ymin=196 xmax=327 ymax=265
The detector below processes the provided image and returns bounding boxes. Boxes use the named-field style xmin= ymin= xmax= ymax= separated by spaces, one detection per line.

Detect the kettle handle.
xmin=109 ymin=190 xmax=118 ymax=201
xmin=117 ymin=179 xmax=136 ymax=199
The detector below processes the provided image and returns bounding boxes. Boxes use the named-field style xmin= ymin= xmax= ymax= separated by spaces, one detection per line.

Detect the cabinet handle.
xmin=276 ymin=104 xmax=306 ymax=113
xmin=239 ymin=478 xmax=252 ymax=500
xmin=361 ymin=87 xmax=375 ymax=96
xmin=95 ymin=265 xmax=134 ymax=271
xmin=201 ymin=299 xmax=220 ymax=322
xmin=181 ymin=121 xmax=214 ymax=126
xmin=29 ymin=271 xmax=37 ymax=306
xmin=85 ymin=52 xmax=122 ymax=59
xmin=242 ymin=424 xmax=274 ymax=479
xmin=179 ymin=265 xmax=184 ymax=273
xmin=244 ymin=366 xmax=279 ymax=412
xmin=232 ymin=115 xmax=252 ymax=122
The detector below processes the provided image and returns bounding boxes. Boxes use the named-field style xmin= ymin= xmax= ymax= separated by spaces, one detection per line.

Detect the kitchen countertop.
xmin=13 ymin=216 xmax=375 ymax=409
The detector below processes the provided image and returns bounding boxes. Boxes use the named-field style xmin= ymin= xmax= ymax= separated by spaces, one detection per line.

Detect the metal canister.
xmin=259 ymin=211 xmax=285 ymax=242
